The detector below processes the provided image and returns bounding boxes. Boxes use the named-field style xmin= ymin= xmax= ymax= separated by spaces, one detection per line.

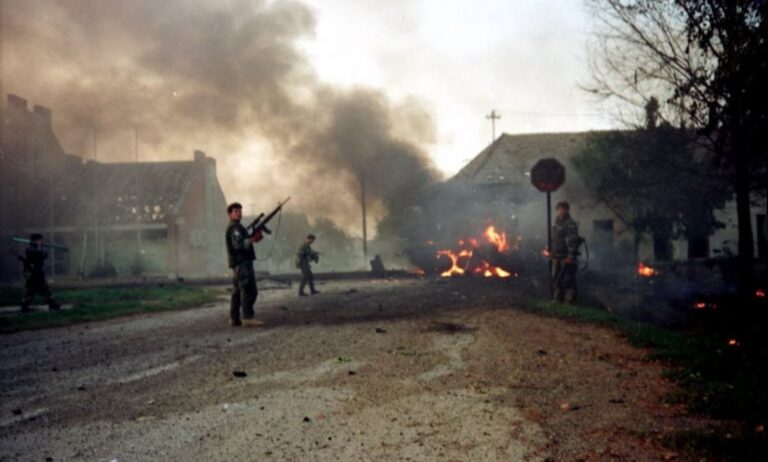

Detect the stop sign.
xmin=530 ymin=158 xmax=565 ymax=192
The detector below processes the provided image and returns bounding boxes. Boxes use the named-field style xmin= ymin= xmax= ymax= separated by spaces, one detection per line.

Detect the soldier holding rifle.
xmin=296 ymin=234 xmax=320 ymax=297
xmin=225 ymin=198 xmax=290 ymax=327
xmin=551 ymin=201 xmax=581 ymax=304
xmin=14 ymin=234 xmax=62 ymax=312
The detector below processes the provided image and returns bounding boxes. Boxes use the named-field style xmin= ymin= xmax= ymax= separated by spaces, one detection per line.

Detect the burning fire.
xmin=636 ymin=262 xmax=657 ymax=277
xmin=757 ymin=289 xmax=766 ymax=298
xmin=435 ymin=225 xmax=517 ymax=278
xmin=728 ymin=339 xmax=739 ymax=347
xmin=437 ymin=249 xmax=473 ymax=277
xmin=475 ymin=261 xmax=513 ymax=278
xmin=484 ymin=226 xmax=508 ymax=252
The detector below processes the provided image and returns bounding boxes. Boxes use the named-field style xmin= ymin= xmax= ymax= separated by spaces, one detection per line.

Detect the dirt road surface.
xmin=1 ymin=278 xmax=707 ymax=461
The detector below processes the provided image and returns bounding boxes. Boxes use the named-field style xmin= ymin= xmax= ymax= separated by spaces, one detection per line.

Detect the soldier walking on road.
xmin=19 ymin=234 xmax=61 ymax=312
xmin=551 ymin=201 xmax=582 ymax=304
xmin=296 ymin=234 xmax=320 ymax=297
xmin=225 ymin=203 xmax=265 ymax=327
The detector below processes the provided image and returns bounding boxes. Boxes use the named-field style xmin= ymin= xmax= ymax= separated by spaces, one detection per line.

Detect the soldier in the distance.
xmin=225 ymin=203 xmax=265 ymax=327
xmin=296 ymin=234 xmax=320 ymax=296
xmin=551 ymin=201 xmax=581 ymax=304
xmin=19 ymin=233 xmax=61 ymax=312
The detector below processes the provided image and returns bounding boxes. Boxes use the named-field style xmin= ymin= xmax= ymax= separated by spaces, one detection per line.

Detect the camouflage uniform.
xmin=20 ymin=246 xmax=60 ymax=311
xmin=296 ymin=242 xmax=319 ymax=295
xmin=226 ymin=220 xmax=258 ymax=323
xmin=551 ymin=213 xmax=580 ymax=303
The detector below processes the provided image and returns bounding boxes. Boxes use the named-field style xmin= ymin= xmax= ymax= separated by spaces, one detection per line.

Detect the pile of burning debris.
xmin=409 ymin=224 xmax=522 ymax=278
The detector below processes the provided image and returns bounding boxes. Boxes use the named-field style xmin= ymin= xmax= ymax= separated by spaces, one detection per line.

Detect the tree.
xmin=573 ymin=110 xmax=729 ymax=263
xmin=586 ymin=0 xmax=768 ymax=292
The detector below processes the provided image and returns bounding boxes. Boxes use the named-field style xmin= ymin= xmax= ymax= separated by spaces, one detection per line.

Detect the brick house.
xmin=0 ymin=95 xmax=228 ymax=280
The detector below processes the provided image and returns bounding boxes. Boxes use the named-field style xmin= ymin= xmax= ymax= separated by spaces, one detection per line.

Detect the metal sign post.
xmin=547 ymin=191 xmax=552 ymax=295
xmin=530 ymin=158 xmax=566 ymax=298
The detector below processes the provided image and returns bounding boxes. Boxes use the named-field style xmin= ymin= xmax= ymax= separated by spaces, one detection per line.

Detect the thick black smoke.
xmin=3 ymin=0 xmax=440 ymax=230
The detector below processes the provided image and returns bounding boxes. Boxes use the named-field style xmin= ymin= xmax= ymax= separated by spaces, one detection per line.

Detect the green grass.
xmin=0 ymin=285 xmax=220 ymax=334
xmin=520 ymin=298 xmax=768 ymax=460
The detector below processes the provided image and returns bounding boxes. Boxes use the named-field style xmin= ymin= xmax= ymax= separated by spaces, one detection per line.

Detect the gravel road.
xmin=0 ymin=277 xmax=708 ymax=461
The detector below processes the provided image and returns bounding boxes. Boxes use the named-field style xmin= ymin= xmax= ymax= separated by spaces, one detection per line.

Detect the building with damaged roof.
xmin=0 ymin=94 xmax=228 ymax=280
xmin=451 ymin=132 xmax=766 ymax=265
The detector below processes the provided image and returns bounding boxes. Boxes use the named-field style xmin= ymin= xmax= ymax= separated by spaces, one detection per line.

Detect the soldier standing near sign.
xmin=225 ymin=203 xmax=265 ymax=327
xmin=551 ymin=201 xmax=581 ymax=303
xmin=19 ymin=234 xmax=61 ymax=312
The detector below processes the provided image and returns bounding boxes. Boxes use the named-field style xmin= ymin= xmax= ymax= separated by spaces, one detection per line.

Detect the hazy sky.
xmin=300 ymin=0 xmax=614 ymax=173
xmin=2 ymin=0 xmax=616 ymax=232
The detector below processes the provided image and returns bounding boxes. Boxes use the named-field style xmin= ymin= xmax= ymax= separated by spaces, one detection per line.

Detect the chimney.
xmin=33 ymin=105 xmax=52 ymax=131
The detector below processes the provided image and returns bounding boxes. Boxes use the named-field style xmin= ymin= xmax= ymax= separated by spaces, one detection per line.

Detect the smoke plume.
xmin=3 ymin=0 xmax=440 ymax=231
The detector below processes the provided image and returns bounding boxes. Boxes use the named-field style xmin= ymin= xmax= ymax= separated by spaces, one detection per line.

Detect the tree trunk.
xmin=633 ymin=230 xmax=642 ymax=265
xmin=734 ymin=157 xmax=755 ymax=297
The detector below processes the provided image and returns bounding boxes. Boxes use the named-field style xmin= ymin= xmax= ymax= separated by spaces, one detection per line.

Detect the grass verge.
xmin=0 ymin=285 xmax=220 ymax=334
xmin=520 ymin=298 xmax=768 ymax=461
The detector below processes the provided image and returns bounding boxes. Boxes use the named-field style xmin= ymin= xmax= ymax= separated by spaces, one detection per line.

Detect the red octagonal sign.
xmin=530 ymin=158 xmax=565 ymax=192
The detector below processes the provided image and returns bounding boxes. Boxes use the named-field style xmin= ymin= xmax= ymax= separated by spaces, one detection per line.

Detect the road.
xmin=0 ymin=277 xmax=706 ymax=461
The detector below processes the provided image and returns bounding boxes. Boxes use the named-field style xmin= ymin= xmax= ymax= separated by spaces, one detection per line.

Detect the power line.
xmin=498 ymin=110 xmax=605 ymax=117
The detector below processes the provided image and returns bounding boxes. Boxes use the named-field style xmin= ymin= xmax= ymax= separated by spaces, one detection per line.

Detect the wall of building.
xmin=168 ymin=151 xmax=228 ymax=278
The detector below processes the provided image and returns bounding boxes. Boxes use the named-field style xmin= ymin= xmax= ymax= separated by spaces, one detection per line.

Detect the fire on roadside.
xmin=636 ymin=262 xmax=658 ymax=277
xmin=435 ymin=224 xmax=518 ymax=278
xmin=693 ymin=301 xmax=717 ymax=310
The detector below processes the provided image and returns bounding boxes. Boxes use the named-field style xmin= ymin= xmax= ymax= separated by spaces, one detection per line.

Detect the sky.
xmin=300 ymin=0 xmax=615 ymax=173
xmin=1 ymin=0 xmax=617 ymax=233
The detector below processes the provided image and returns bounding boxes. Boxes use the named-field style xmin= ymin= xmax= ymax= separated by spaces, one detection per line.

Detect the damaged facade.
xmin=0 ymin=95 xmax=228 ymax=280
xmin=451 ymin=132 xmax=767 ymax=267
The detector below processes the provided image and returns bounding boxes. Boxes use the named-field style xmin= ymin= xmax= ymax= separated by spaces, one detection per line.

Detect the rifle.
xmin=246 ymin=197 xmax=291 ymax=236
xmin=11 ymin=237 xmax=69 ymax=252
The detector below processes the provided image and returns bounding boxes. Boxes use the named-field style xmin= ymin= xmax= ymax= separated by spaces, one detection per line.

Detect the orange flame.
xmin=757 ymin=289 xmax=766 ymax=298
xmin=473 ymin=261 xmax=512 ymax=278
xmin=484 ymin=225 xmax=508 ymax=252
xmin=437 ymin=249 xmax=473 ymax=277
xmin=728 ymin=339 xmax=739 ymax=347
xmin=434 ymin=223 xmax=517 ymax=278
xmin=694 ymin=302 xmax=706 ymax=310
xmin=637 ymin=262 xmax=657 ymax=277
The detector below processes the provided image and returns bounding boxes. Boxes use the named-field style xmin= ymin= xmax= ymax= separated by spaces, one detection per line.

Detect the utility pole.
xmin=93 ymin=130 xmax=104 ymax=267
xmin=360 ymin=175 xmax=367 ymax=265
xmin=134 ymin=128 xmax=141 ymax=257
xmin=486 ymin=110 xmax=501 ymax=143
